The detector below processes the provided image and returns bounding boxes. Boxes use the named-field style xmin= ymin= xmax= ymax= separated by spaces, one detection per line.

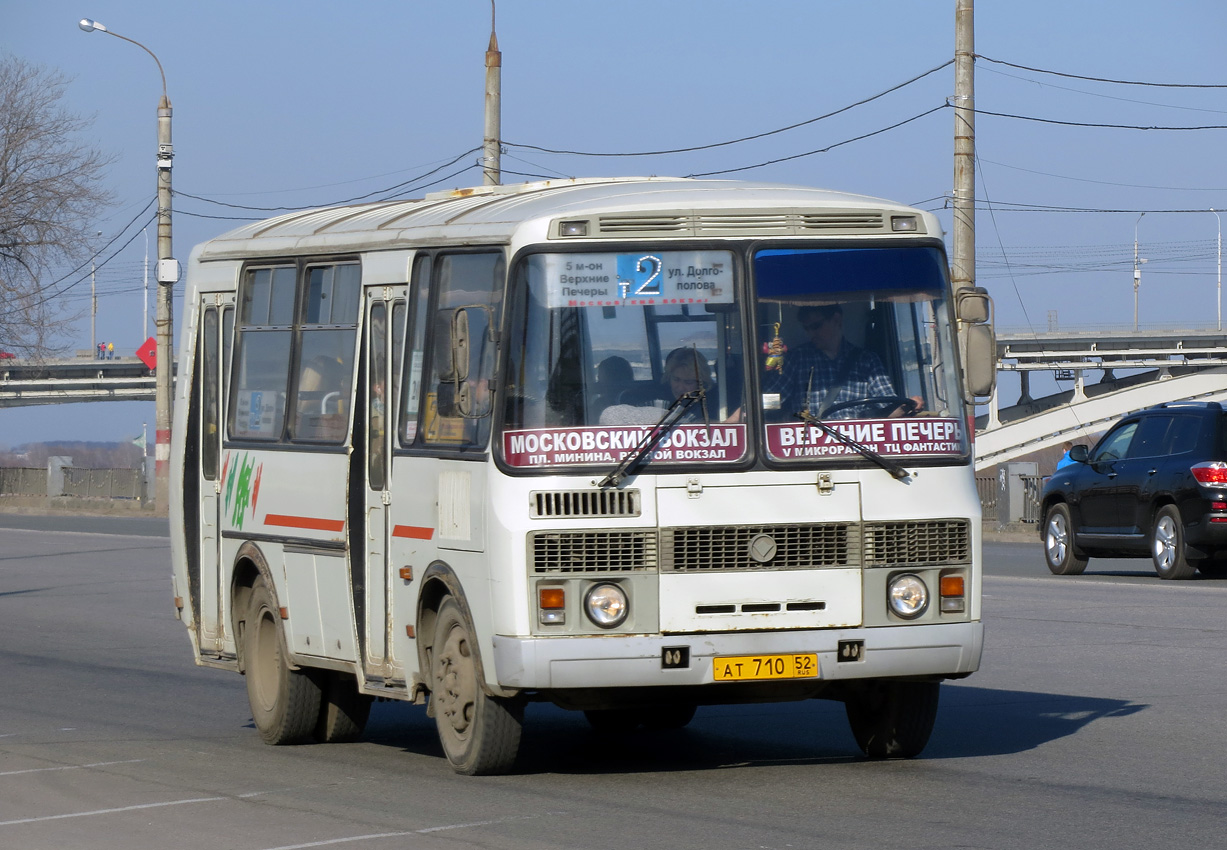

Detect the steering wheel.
xmin=818 ymin=395 xmax=918 ymax=418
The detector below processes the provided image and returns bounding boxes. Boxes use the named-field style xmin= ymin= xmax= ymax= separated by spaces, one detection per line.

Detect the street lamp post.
xmin=1134 ymin=212 xmax=1146 ymax=331
xmin=79 ymin=18 xmax=177 ymax=512
xmin=1212 ymin=209 xmax=1222 ymax=332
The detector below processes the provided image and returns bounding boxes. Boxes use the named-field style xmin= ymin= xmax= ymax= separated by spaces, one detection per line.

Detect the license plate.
xmin=712 ymin=653 xmax=819 ymax=682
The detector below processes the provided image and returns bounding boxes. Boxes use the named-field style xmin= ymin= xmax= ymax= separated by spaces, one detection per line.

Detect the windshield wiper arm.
xmin=795 ymin=408 xmax=910 ymax=481
xmin=598 ymin=388 xmax=705 ymax=489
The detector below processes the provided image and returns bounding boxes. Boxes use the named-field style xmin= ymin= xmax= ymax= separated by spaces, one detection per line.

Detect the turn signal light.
xmin=539 ymin=587 xmax=566 ymax=625
xmin=939 ymin=574 xmax=965 ymax=614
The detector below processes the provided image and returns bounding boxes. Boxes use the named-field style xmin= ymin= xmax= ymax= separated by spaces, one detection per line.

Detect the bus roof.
xmin=193 ymin=177 xmax=936 ymax=261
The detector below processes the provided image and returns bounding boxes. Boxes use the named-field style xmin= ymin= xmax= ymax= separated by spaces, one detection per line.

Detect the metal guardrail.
xmin=62 ymin=467 xmax=143 ymax=500
xmin=976 ymin=473 xmax=1042 ymax=524
xmin=1020 ymin=475 xmax=1043 ymax=524
xmin=0 ymin=466 xmax=144 ymax=500
xmin=0 ymin=467 xmax=46 ymax=496
xmin=975 ymin=476 xmax=997 ymax=512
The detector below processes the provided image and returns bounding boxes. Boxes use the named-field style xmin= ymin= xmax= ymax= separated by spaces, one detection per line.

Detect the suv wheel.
xmin=1151 ymin=505 xmax=1197 ymax=580
xmin=1044 ymin=503 xmax=1088 ymax=575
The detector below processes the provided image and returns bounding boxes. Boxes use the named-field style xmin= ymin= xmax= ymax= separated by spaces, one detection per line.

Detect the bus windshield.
xmin=499 ymin=244 xmax=967 ymax=471
xmin=752 ymin=245 xmax=966 ymax=462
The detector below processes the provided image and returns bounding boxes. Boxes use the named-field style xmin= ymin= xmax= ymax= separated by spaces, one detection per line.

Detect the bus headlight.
xmin=584 ymin=583 xmax=628 ymax=629
xmin=887 ymin=574 xmax=928 ymax=619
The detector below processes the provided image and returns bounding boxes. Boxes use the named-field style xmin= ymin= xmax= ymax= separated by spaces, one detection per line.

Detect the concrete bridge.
xmin=975 ymin=327 xmax=1227 ymax=470
xmin=7 ymin=329 xmax=1227 ymax=471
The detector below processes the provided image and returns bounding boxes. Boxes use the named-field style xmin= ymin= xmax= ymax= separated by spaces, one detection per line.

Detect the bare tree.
xmin=0 ymin=55 xmax=114 ymax=358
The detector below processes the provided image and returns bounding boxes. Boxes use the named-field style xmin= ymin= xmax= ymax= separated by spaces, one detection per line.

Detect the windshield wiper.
xmin=598 ymin=387 xmax=706 ymax=489
xmin=795 ymin=408 xmax=910 ymax=481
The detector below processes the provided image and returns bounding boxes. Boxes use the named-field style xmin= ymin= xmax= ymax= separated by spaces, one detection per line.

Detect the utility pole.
xmin=951 ymin=0 xmax=975 ymax=298
xmin=80 ymin=18 xmax=177 ymax=512
xmin=482 ymin=0 xmax=501 ymax=185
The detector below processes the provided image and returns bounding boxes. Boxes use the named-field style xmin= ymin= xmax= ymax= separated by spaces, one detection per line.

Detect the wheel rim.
xmin=434 ymin=621 xmax=477 ymax=744
xmin=1154 ymin=515 xmax=1178 ymax=571
xmin=1046 ymin=513 xmax=1069 ymax=565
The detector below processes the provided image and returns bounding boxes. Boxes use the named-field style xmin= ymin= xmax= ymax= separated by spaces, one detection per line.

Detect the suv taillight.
xmin=1191 ymin=461 xmax=1227 ymax=485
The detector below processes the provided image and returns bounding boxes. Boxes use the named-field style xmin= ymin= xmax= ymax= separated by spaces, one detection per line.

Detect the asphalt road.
xmin=1 ymin=515 xmax=1224 ymax=849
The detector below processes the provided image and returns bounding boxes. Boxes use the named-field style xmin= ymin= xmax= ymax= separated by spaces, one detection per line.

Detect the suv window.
xmin=1092 ymin=421 xmax=1138 ymax=463
xmin=1165 ymin=414 xmax=1201 ymax=455
xmin=1127 ymin=415 xmax=1173 ymax=459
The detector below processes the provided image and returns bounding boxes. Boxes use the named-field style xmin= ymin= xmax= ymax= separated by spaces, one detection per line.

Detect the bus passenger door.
xmin=361 ymin=288 xmax=404 ymax=676
xmin=196 ymin=296 xmax=233 ymax=652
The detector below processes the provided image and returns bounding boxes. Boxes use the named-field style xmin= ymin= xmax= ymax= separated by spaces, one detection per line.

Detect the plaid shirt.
xmin=765 ymin=340 xmax=896 ymax=419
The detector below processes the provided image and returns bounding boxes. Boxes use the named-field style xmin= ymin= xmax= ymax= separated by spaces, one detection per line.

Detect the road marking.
xmin=0 ymin=796 xmax=227 ymax=826
xmin=259 ymin=814 xmax=559 ymax=850
xmin=0 ymin=759 xmax=143 ymax=777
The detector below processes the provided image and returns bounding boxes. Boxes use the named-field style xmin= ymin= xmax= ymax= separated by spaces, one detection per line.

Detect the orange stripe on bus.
xmin=392 ymin=525 xmax=434 ymax=540
xmin=264 ymin=514 xmax=346 ymax=533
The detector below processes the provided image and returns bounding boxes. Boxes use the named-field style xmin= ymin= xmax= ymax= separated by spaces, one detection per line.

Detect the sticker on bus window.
xmin=534 ymin=251 xmax=735 ymax=308
xmin=503 ymin=423 xmax=747 ymax=468
xmin=764 ymin=418 xmax=967 ymax=459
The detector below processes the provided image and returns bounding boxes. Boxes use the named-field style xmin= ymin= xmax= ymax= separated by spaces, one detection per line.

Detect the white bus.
xmin=170 ymin=177 xmax=996 ymax=774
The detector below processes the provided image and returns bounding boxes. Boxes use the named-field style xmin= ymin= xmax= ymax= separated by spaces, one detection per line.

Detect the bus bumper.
xmin=491 ymin=621 xmax=983 ymax=690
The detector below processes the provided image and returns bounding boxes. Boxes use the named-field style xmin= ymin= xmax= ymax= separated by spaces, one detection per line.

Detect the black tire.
xmin=583 ymin=709 xmax=643 ymax=733
xmin=1152 ymin=505 xmax=1197 ymax=580
xmin=244 ymin=577 xmax=322 ymax=745
xmin=1197 ymin=560 xmax=1227 ymax=578
xmin=1043 ymin=503 xmax=1088 ymax=575
xmin=431 ymin=597 xmax=522 ymax=775
xmin=845 ymin=680 xmax=940 ymax=759
xmin=641 ymin=703 xmax=697 ymax=731
xmin=315 ymin=672 xmax=372 ymax=743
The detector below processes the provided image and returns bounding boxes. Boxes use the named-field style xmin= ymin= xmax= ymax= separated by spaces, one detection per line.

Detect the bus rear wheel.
xmin=315 ymin=672 xmax=372 ymax=743
xmin=430 ymin=597 xmax=522 ymax=775
xmin=244 ymin=577 xmax=321 ymax=745
xmin=845 ymin=680 xmax=940 ymax=759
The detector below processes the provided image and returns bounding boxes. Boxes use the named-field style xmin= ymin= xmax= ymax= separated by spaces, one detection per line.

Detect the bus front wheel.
xmin=244 ymin=577 xmax=322 ymax=745
xmin=430 ymin=597 xmax=522 ymax=775
xmin=844 ymin=680 xmax=940 ymax=759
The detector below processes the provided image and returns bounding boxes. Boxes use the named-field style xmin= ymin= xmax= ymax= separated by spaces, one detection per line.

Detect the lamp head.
xmin=78 ymin=19 xmax=107 ymax=33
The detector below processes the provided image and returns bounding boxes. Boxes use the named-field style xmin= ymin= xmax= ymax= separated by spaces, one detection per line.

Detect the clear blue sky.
xmin=4 ymin=0 xmax=1227 ymax=446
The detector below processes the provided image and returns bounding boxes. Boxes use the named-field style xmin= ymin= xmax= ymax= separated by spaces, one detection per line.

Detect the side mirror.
xmin=1069 ymin=444 xmax=1089 ymax=463
xmin=961 ymin=322 xmax=996 ymax=398
xmin=956 ymin=287 xmax=992 ymax=324
xmin=450 ymin=308 xmax=471 ymax=383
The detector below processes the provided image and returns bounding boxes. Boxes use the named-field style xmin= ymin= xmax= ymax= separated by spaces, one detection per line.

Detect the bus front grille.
xmin=530 ymin=530 xmax=657 ymax=573
xmin=660 ymin=523 xmax=858 ymax=572
xmin=530 ymin=489 xmax=641 ymax=518
xmin=863 ymin=519 xmax=970 ymax=566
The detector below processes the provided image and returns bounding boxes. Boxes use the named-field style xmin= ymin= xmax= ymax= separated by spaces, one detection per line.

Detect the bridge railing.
xmin=0 ymin=466 xmax=144 ymax=501
xmin=0 ymin=467 xmax=47 ymax=497
xmin=975 ymin=473 xmax=1043 ymax=525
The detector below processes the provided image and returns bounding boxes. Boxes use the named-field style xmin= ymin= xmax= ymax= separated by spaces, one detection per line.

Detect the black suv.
xmin=1040 ymin=401 xmax=1227 ymax=579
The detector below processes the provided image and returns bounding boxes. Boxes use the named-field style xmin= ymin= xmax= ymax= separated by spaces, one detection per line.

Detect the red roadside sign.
xmin=136 ymin=336 xmax=157 ymax=370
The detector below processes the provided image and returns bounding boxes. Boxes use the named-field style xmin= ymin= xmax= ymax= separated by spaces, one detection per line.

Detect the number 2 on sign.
xmin=634 ymin=255 xmax=662 ymax=295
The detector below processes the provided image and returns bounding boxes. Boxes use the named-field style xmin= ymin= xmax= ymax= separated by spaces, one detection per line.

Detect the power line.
xmin=504 ymin=60 xmax=952 ymax=158
xmin=177 ymin=148 xmax=483 ymax=212
xmin=689 ymin=105 xmax=948 ymax=178
xmin=977 ymin=54 xmax=1227 ymax=89
xmin=974 ymin=106 xmax=1227 ymax=131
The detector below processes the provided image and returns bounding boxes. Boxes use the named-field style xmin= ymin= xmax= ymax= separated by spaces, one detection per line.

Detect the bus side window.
xmin=422 ymin=252 xmax=504 ymax=448
xmin=290 ymin=263 xmax=360 ymax=443
xmin=230 ymin=266 xmax=295 ymax=441
xmin=400 ymin=254 xmax=432 ymax=446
